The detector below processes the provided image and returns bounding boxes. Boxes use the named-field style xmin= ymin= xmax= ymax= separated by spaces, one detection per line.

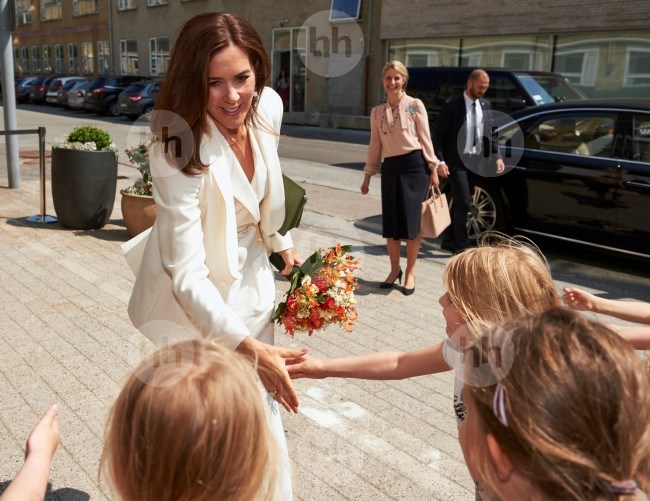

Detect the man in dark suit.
xmin=434 ymin=69 xmax=504 ymax=252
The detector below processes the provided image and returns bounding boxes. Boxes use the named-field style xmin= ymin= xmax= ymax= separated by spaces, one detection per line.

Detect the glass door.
xmin=273 ymin=27 xmax=307 ymax=112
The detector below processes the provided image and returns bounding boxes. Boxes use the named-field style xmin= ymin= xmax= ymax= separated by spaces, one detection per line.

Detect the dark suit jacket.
xmin=434 ymin=95 xmax=500 ymax=173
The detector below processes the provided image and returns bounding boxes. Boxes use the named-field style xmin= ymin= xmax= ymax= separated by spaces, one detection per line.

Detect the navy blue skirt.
xmin=381 ymin=150 xmax=429 ymax=240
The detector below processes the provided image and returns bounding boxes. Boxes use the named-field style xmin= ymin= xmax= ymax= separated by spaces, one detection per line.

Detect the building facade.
xmin=11 ymin=0 xmax=650 ymax=128
xmin=13 ymin=0 xmax=111 ymax=77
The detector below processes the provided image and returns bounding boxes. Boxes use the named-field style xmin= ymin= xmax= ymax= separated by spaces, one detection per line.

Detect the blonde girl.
xmin=460 ymin=308 xmax=650 ymax=500
xmin=101 ymin=340 xmax=277 ymax=501
xmin=288 ymin=233 xmax=560 ymax=426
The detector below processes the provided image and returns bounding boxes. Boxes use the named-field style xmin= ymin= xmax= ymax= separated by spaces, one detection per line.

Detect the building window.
xmin=68 ymin=43 xmax=78 ymax=73
xmin=147 ymin=0 xmax=169 ymax=5
xmin=40 ymin=0 xmax=62 ymax=21
xmin=15 ymin=0 xmax=32 ymax=25
xmin=149 ymin=37 xmax=169 ymax=76
xmin=14 ymin=48 xmax=21 ymax=73
xmin=42 ymin=45 xmax=52 ymax=73
xmin=21 ymin=47 xmax=30 ymax=73
xmin=555 ymin=49 xmax=598 ymax=87
xmin=624 ymin=48 xmax=650 ymax=87
xmin=54 ymin=44 xmax=64 ymax=73
xmin=73 ymin=0 xmax=98 ymax=16
xmin=330 ymin=0 xmax=361 ymax=21
xmin=97 ymin=41 xmax=110 ymax=74
xmin=31 ymin=46 xmax=41 ymax=72
xmin=120 ymin=39 xmax=138 ymax=75
xmin=81 ymin=42 xmax=94 ymax=74
xmin=118 ymin=0 xmax=135 ymax=9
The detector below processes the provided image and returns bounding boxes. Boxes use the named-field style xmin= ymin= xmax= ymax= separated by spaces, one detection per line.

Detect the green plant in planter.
xmin=121 ymin=139 xmax=153 ymax=197
xmin=51 ymin=125 xmax=119 ymax=230
xmin=53 ymin=125 xmax=118 ymax=154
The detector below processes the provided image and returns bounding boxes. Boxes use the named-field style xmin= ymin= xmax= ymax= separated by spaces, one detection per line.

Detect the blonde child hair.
xmin=101 ymin=340 xmax=277 ymax=501
xmin=444 ymin=233 xmax=559 ymax=338
xmin=462 ymin=308 xmax=650 ymax=500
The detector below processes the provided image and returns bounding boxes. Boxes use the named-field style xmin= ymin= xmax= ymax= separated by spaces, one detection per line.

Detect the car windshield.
xmin=518 ymin=75 xmax=586 ymax=105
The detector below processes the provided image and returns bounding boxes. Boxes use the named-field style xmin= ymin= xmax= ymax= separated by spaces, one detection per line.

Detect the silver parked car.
xmin=67 ymin=80 xmax=91 ymax=110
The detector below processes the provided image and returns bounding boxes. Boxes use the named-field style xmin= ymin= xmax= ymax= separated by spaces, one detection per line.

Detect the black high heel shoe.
xmin=402 ymin=277 xmax=415 ymax=296
xmin=379 ymin=268 xmax=403 ymax=289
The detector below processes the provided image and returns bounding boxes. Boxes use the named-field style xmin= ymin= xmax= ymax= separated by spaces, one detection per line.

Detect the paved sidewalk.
xmin=0 ymin=143 xmax=641 ymax=500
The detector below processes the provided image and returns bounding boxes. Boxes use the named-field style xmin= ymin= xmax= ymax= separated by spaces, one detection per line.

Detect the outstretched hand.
xmin=286 ymin=354 xmax=326 ymax=379
xmin=563 ymin=287 xmax=596 ymax=312
xmin=26 ymin=403 xmax=60 ymax=462
xmin=237 ymin=337 xmax=307 ymax=412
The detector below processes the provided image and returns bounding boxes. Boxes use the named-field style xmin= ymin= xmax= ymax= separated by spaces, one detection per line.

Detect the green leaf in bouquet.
xmin=298 ymin=249 xmax=324 ymax=277
xmin=271 ymin=301 xmax=287 ymax=321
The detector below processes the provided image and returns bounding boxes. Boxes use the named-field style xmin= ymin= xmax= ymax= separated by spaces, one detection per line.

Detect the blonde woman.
xmin=361 ymin=60 xmax=440 ymax=295
xmin=101 ymin=340 xmax=278 ymax=501
xmin=460 ymin=308 xmax=650 ymax=499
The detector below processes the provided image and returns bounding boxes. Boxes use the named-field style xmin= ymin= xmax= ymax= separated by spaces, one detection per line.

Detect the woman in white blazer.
xmin=125 ymin=12 xmax=303 ymax=498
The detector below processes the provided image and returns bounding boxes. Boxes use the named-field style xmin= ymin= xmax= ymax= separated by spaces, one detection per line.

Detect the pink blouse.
xmin=364 ymin=94 xmax=439 ymax=176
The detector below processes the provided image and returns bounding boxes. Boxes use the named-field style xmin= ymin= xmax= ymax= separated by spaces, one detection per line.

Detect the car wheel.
xmin=447 ymin=178 xmax=506 ymax=240
xmin=109 ymin=102 xmax=120 ymax=117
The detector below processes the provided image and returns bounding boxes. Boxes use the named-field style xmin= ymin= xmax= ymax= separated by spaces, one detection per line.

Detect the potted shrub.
xmin=51 ymin=126 xmax=118 ymax=230
xmin=121 ymin=139 xmax=156 ymax=238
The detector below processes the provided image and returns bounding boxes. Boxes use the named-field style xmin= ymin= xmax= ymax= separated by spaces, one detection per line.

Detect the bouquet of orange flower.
xmin=272 ymin=244 xmax=361 ymax=337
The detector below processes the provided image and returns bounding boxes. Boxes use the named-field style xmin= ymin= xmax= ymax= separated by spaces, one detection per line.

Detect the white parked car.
xmin=45 ymin=77 xmax=82 ymax=105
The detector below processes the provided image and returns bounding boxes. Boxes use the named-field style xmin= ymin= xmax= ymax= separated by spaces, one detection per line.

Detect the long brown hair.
xmin=101 ymin=340 xmax=277 ymax=500
xmin=466 ymin=308 xmax=650 ymax=499
xmin=152 ymin=12 xmax=271 ymax=175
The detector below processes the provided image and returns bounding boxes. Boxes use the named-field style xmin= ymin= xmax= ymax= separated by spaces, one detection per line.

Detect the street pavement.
xmin=0 ymin=106 xmax=644 ymax=500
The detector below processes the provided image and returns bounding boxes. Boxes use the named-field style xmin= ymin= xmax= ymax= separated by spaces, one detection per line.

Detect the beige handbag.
xmin=420 ymin=185 xmax=451 ymax=238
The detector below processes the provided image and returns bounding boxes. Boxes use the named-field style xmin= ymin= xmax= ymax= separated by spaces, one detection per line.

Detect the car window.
xmin=517 ymin=75 xmax=585 ymax=105
xmin=632 ymin=115 xmax=650 ymax=163
xmin=486 ymin=74 xmax=526 ymax=111
xmin=124 ymin=84 xmax=145 ymax=93
xmin=522 ymin=113 xmax=618 ymax=157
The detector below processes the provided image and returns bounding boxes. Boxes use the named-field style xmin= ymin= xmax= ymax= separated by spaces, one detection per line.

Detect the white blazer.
xmin=126 ymin=87 xmax=293 ymax=350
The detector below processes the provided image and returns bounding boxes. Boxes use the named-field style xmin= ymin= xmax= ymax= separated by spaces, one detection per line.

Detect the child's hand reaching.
xmin=286 ymin=355 xmax=327 ymax=379
xmin=1 ymin=404 xmax=60 ymax=501
xmin=26 ymin=403 xmax=60 ymax=462
xmin=563 ymin=287 xmax=598 ymax=312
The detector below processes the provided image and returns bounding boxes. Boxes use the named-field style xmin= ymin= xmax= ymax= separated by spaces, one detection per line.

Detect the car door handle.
xmin=623 ymin=180 xmax=650 ymax=190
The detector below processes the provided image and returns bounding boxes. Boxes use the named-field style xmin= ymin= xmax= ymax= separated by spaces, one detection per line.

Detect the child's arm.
xmin=563 ymin=287 xmax=650 ymax=325
xmin=1 ymin=404 xmax=60 ymax=501
xmin=287 ymin=341 xmax=450 ymax=380
xmin=605 ymin=324 xmax=650 ymax=350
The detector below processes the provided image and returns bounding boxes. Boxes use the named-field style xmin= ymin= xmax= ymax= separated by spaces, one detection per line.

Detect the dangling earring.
xmin=253 ymin=90 xmax=259 ymax=102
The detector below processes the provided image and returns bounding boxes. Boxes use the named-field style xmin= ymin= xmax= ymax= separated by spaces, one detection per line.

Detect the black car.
xmin=83 ymin=75 xmax=143 ymax=116
xmin=451 ymin=99 xmax=650 ymax=260
xmin=408 ymin=67 xmax=586 ymax=126
xmin=15 ymin=77 xmax=41 ymax=103
xmin=29 ymin=76 xmax=56 ymax=104
xmin=117 ymin=80 xmax=160 ymax=119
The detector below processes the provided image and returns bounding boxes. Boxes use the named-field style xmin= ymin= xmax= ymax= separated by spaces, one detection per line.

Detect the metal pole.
xmin=0 ymin=0 xmax=21 ymax=188
xmin=25 ymin=127 xmax=57 ymax=223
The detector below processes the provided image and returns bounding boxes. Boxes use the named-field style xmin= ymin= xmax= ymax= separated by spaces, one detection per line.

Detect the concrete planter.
xmin=51 ymin=148 xmax=117 ymax=230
